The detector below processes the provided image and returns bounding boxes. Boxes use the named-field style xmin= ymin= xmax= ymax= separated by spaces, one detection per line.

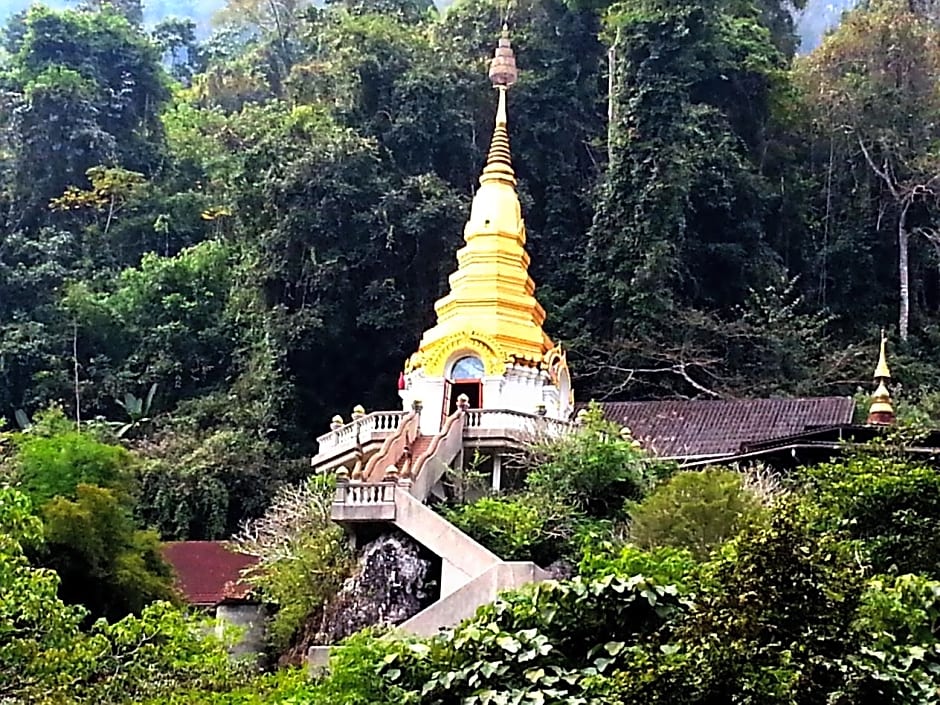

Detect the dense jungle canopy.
xmin=4 ymin=0 xmax=940 ymax=457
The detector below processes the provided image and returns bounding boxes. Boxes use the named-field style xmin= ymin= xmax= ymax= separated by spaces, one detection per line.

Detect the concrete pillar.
xmin=492 ymin=454 xmax=502 ymax=491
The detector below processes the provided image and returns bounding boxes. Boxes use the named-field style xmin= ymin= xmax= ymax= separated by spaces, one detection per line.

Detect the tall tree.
xmin=578 ymin=0 xmax=819 ymax=397
xmin=796 ymin=0 xmax=940 ymax=342
xmin=213 ymin=0 xmax=313 ymax=91
xmin=86 ymin=0 xmax=145 ymax=26
xmin=3 ymin=6 xmax=170 ymax=227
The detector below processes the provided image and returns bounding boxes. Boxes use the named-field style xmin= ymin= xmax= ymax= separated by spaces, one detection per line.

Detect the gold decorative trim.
xmin=423 ymin=331 xmax=506 ymax=377
xmin=544 ymin=344 xmax=568 ymax=385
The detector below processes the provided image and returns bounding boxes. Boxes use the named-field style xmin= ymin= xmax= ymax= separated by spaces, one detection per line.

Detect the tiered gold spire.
xmin=867 ymin=330 xmax=895 ymax=425
xmin=407 ymin=27 xmax=554 ymax=378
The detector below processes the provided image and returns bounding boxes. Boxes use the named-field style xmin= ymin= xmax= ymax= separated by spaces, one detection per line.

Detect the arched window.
xmin=450 ymin=355 xmax=485 ymax=380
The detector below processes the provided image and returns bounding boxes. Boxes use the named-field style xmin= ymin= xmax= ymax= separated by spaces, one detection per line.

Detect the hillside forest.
xmin=6 ymin=0 xmax=940 ymax=701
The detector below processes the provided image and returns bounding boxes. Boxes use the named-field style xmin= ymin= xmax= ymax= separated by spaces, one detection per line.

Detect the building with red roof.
xmin=162 ymin=541 xmax=258 ymax=607
xmin=161 ymin=541 xmax=266 ymax=657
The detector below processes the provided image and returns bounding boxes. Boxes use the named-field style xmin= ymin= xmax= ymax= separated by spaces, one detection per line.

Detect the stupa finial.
xmin=875 ymin=328 xmax=891 ymax=381
xmin=481 ymin=26 xmax=517 ymax=185
xmin=867 ymin=330 xmax=895 ymax=425
xmin=488 ymin=24 xmax=517 ymax=88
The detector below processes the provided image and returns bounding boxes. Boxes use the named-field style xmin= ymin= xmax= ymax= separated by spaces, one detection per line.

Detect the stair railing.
xmin=409 ymin=409 xmax=467 ymax=501
xmin=362 ymin=410 xmax=420 ymax=482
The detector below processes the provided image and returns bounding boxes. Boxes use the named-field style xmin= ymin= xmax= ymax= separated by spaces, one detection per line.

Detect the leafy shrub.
xmin=41 ymin=484 xmax=176 ymax=621
xmin=843 ymin=574 xmax=940 ymax=703
xmin=310 ymin=629 xmax=424 ymax=705
xmin=629 ymin=500 xmax=865 ymax=705
xmin=152 ymin=667 xmax=319 ymax=705
xmin=81 ymin=601 xmax=249 ymax=704
xmin=135 ymin=426 xmax=307 ymax=540
xmin=442 ymin=406 xmax=660 ymax=565
xmin=804 ymin=454 xmax=940 ymax=577
xmin=1 ymin=414 xmax=174 ymax=621
xmin=525 ymin=404 xmax=655 ymax=518
xmin=579 ymin=539 xmax=697 ymax=590
xmin=8 ymin=408 xmax=135 ymax=504
xmin=0 ymin=487 xmax=247 ymax=704
xmin=0 ymin=486 xmax=89 ymax=702
xmin=627 ymin=468 xmax=766 ymax=559
xmin=376 ymin=575 xmax=687 ymax=704
xmin=441 ymin=493 xmax=575 ymax=563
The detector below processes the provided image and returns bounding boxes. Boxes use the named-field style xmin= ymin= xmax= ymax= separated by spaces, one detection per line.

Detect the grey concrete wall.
xmin=216 ymin=603 xmax=266 ymax=660
xmin=308 ymin=645 xmax=332 ymax=676
xmin=331 ymin=501 xmax=396 ymax=523
xmin=441 ymin=558 xmax=474 ymax=598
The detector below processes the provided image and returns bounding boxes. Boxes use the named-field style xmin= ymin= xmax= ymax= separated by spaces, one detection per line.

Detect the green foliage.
xmin=794 ymin=0 xmax=940 ymax=344
xmin=845 ymin=574 xmax=940 ymax=703
xmin=804 ymin=453 xmax=940 ymax=578
xmin=303 ymin=574 xmax=687 ymax=704
xmin=444 ymin=410 xmax=657 ymax=564
xmin=2 ymin=415 xmax=176 ymax=622
xmin=376 ymin=574 xmax=686 ymax=703
xmin=579 ymin=540 xmax=697 ymax=590
xmin=526 ymin=405 xmax=653 ymax=518
xmin=236 ymin=474 xmax=354 ymax=652
xmin=623 ymin=500 xmax=865 ymax=704
xmin=8 ymin=410 xmax=135 ymax=504
xmin=41 ymin=483 xmax=176 ymax=622
xmin=0 ymin=486 xmax=245 ymax=704
xmin=79 ymin=601 xmax=247 ymax=704
xmin=136 ymin=426 xmax=307 ymax=540
xmin=442 ymin=493 xmax=572 ymax=563
xmin=152 ymin=667 xmax=318 ymax=705
xmin=310 ymin=629 xmax=419 ymax=705
xmin=627 ymin=468 xmax=767 ymax=560
xmin=10 ymin=0 xmax=940 ymax=698
xmin=0 ymin=486 xmax=90 ymax=702
xmin=63 ymin=239 xmax=236 ymax=414
xmin=6 ymin=5 xmax=170 ymax=224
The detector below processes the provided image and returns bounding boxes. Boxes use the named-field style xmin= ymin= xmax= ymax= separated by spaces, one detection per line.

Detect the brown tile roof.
xmin=594 ymin=397 xmax=855 ymax=460
xmin=161 ymin=541 xmax=259 ymax=607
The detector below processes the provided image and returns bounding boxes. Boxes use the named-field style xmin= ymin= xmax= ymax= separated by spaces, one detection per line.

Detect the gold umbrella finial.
xmin=875 ymin=329 xmax=891 ymax=380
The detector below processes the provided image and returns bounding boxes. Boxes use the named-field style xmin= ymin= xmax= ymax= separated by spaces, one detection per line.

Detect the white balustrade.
xmin=316 ymin=411 xmax=407 ymax=455
xmin=464 ymin=409 xmax=575 ymax=439
xmin=334 ymin=481 xmax=397 ymax=505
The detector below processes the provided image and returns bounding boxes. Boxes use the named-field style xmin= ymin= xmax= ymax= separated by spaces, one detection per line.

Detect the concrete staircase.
xmin=330 ymin=409 xmax=548 ymax=637
xmin=401 ymin=561 xmax=548 ymax=637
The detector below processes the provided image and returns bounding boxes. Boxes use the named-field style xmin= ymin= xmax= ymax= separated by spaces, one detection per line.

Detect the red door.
xmin=441 ymin=380 xmax=454 ymax=428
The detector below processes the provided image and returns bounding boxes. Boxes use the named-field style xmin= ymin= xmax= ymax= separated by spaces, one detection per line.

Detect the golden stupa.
xmin=867 ymin=330 xmax=895 ymax=425
xmin=407 ymin=28 xmax=554 ymax=378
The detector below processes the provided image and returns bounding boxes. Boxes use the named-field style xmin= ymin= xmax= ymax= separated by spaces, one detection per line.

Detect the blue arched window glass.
xmin=451 ymin=356 xmax=485 ymax=380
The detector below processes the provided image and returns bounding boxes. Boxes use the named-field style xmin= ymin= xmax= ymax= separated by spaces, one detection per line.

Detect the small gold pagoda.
xmin=867 ymin=331 xmax=895 ymax=426
xmin=400 ymin=28 xmax=571 ymax=431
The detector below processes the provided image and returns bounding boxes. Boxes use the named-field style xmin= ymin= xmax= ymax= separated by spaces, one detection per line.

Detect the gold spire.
xmin=867 ymin=330 xmax=895 ymax=425
xmin=480 ymin=87 xmax=515 ymax=185
xmin=406 ymin=27 xmax=554 ymax=378
xmin=874 ymin=329 xmax=891 ymax=380
xmin=481 ymin=26 xmax=517 ymax=187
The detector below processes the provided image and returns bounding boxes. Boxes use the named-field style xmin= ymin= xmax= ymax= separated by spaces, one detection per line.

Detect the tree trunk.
xmin=607 ymin=44 xmax=615 ymax=160
xmin=73 ymin=322 xmax=81 ymax=429
xmin=899 ymin=203 xmax=912 ymax=341
xmin=607 ymin=26 xmax=621 ymax=162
